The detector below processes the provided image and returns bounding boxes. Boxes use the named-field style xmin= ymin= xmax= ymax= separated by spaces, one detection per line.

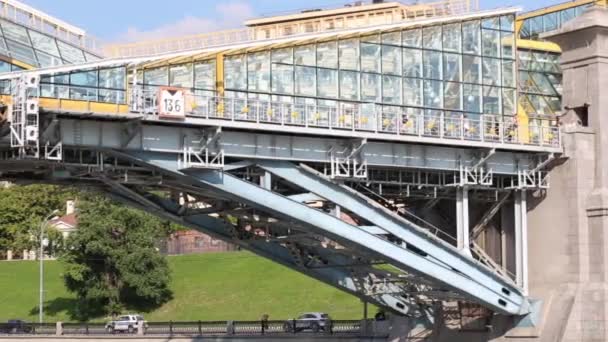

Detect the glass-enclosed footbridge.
xmin=0 ymin=2 xmax=565 ymax=323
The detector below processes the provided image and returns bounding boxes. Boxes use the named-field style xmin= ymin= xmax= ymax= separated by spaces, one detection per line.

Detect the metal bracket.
xmin=329 ymin=139 xmax=368 ymax=179
xmin=508 ymin=170 xmax=550 ymax=189
xmin=120 ymin=119 xmax=142 ymax=148
xmin=180 ymin=127 xmax=224 ymax=169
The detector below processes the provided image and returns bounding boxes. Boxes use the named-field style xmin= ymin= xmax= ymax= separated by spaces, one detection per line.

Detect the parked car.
xmin=105 ymin=314 xmax=147 ymax=334
xmin=283 ymin=312 xmax=331 ymax=333
xmin=1 ymin=320 xmax=32 ymax=334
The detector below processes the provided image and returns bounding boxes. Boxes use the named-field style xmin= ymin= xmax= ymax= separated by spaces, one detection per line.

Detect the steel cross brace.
xmin=103 ymin=185 xmax=420 ymax=316
xmin=108 ymin=150 xmax=528 ymax=316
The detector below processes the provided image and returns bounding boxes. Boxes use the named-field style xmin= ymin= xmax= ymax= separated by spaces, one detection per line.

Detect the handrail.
xmin=129 ymin=87 xmax=562 ymax=149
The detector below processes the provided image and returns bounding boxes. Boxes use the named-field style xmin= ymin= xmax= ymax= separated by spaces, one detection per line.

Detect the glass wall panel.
xmin=295 ymin=66 xmax=316 ymax=96
xmin=194 ymin=60 xmax=216 ymax=90
xmin=271 ymin=64 xmax=293 ymax=94
xmin=442 ymin=23 xmax=461 ymax=52
xmin=482 ymin=57 xmax=501 ymax=86
xmin=57 ymin=40 xmax=85 ymax=63
xmin=339 ymin=70 xmax=359 ymax=100
xmin=70 ymin=70 xmax=97 ymax=87
xmin=225 ymin=55 xmax=246 ymax=90
xmin=423 ymin=80 xmax=443 ymax=107
xmin=169 ymin=64 xmax=193 ymax=88
xmin=99 ymin=68 xmax=125 ymax=89
xmin=462 ymin=21 xmax=480 ymax=55
xmin=247 ymin=52 xmax=270 ymax=91
xmin=382 ymin=45 xmax=401 ymax=75
xmin=361 ymin=34 xmax=380 ymax=43
xmin=317 ymin=68 xmax=338 ymax=98
xmin=29 ymin=30 xmax=59 ymax=56
xmin=295 ymin=45 xmax=315 ymax=66
xmin=382 ymin=31 xmax=401 ymax=45
xmin=501 ymin=32 xmax=515 ymax=59
xmin=500 ymin=15 xmax=514 ymax=31
xmin=403 ymin=77 xmax=422 ymax=106
xmin=272 ymin=48 xmax=293 ymax=64
xmin=444 ymin=82 xmax=462 ymax=110
xmin=339 ymin=39 xmax=359 ymax=70
xmin=482 ymin=17 xmax=499 ymax=30
xmin=361 ymin=43 xmax=380 ymax=73
xmin=361 ymin=73 xmax=381 ymax=102
xmin=422 ymin=26 xmax=442 ymax=50
xmin=144 ymin=67 xmax=168 ymax=86
xmin=70 ymin=87 xmax=97 ymax=101
xmin=402 ymin=29 xmax=421 ymax=47
xmin=423 ymin=50 xmax=442 ymax=79
xmin=483 ymin=86 xmax=500 ymax=114
xmin=503 ymin=88 xmax=516 ymax=115
xmin=382 ymin=75 xmax=401 ymax=104
xmin=482 ymin=29 xmax=500 ymax=57
xmin=402 ymin=48 xmax=422 ymax=77
xmin=317 ymin=41 xmax=338 ymax=69
xmin=443 ymin=53 xmax=461 ymax=82
xmin=463 ymin=84 xmax=481 ymax=112
xmin=502 ymin=60 xmax=515 ymax=88
xmin=463 ymin=55 xmax=481 ymax=84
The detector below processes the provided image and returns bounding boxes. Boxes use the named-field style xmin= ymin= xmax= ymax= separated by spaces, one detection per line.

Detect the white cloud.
xmin=113 ymin=1 xmax=255 ymax=43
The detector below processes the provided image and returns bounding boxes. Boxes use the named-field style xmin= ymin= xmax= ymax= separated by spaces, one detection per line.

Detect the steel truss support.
xmin=104 ymin=186 xmax=418 ymax=316
xmin=470 ymin=193 xmax=510 ymax=241
xmin=514 ymin=190 xmax=529 ymax=295
xmin=173 ymin=158 xmax=529 ymax=315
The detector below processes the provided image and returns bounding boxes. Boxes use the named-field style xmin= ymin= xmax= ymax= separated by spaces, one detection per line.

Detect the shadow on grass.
xmin=29 ymin=292 xmax=173 ymax=322
xmin=29 ymin=298 xmax=106 ymax=322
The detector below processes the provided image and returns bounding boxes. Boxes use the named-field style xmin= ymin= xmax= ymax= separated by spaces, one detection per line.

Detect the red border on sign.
xmin=158 ymin=86 xmax=186 ymax=120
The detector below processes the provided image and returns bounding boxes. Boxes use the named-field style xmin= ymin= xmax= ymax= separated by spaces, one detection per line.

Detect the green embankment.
xmin=0 ymin=252 xmax=365 ymax=322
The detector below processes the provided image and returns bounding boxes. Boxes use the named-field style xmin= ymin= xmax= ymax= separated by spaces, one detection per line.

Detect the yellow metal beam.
xmin=39 ymin=98 xmax=129 ymax=114
xmin=516 ymin=38 xmax=562 ymax=53
xmin=216 ymin=53 xmax=224 ymax=96
xmin=0 ymin=54 xmax=35 ymax=70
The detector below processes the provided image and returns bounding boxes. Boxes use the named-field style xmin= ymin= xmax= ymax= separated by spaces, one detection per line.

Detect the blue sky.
xmin=22 ymin=0 xmax=563 ymax=43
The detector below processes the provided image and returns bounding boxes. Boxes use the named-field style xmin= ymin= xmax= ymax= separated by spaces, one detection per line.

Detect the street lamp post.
xmin=39 ymin=209 xmax=59 ymax=324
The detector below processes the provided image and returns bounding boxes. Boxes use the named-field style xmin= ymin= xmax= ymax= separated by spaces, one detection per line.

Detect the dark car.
xmin=0 ymin=320 xmax=32 ymax=334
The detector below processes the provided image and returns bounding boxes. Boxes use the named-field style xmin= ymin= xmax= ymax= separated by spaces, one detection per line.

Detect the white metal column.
xmin=521 ymin=190 xmax=528 ymax=295
xmin=514 ymin=190 xmax=528 ymax=294
xmin=456 ymin=187 xmax=471 ymax=256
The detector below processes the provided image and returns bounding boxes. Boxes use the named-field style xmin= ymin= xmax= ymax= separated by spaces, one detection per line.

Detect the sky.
xmin=21 ymin=0 xmax=564 ymax=44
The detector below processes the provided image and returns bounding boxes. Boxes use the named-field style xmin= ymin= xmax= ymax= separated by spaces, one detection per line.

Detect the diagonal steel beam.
xmin=105 ymin=187 xmax=417 ymax=316
xmin=255 ymin=160 xmax=525 ymax=309
xmin=111 ymin=150 xmax=528 ymax=315
xmin=470 ymin=193 xmax=510 ymax=241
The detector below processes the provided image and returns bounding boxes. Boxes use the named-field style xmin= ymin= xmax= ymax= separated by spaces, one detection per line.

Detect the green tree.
xmin=61 ymin=195 xmax=172 ymax=320
xmin=0 ymin=184 xmax=76 ymax=257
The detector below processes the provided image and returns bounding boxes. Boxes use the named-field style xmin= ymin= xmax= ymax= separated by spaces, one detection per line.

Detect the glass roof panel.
xmin=0 ymin=19 xmax=30 ymax=45
xmin=29 ymin=30 xmax=60 ymax=56
xmin=5 ymin=39 xmax=37 ymax=66
xmin=57 ymin=40 xmax=85 ymax=63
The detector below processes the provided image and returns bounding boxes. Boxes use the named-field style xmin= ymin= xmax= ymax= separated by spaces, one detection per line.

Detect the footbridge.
xmin=0 ymin=6 xmax=561 ymax=328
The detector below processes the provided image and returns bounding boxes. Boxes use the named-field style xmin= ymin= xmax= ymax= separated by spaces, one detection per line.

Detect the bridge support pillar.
xmin=514 ymin=190 xmax=528 ymax=295
xmin=456 ymin=187 xmax=471 ymax=256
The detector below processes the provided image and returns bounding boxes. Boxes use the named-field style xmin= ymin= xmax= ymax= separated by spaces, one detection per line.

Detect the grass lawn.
xmin=0 ymin=252 xmax=365 ymax=322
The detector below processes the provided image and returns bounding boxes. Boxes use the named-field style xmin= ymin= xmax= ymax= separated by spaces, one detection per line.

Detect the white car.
xmin=283 ymin=312 xmax=331 ymax=333
xmin=105 ymin=314 xmax=147 ymax=334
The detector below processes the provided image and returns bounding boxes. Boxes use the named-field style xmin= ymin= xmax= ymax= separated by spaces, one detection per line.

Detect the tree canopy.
xmin=61 ymin=194 xmax=173 ymax=320
xmin=0 ymin=184 xmax=76 ymax=257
